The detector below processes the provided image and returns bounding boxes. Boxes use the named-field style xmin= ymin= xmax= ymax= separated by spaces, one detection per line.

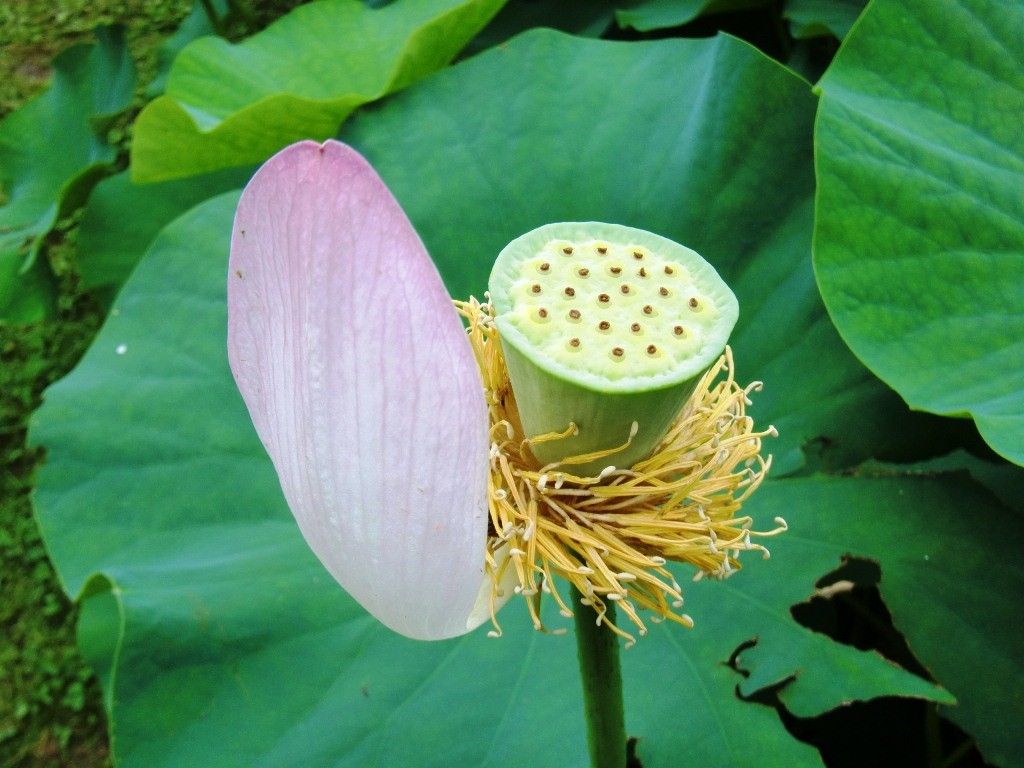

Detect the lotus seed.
xmin=598 ymin=294 xmax=610 ymax=304
xmin=642 ymin=305 xmax=653 ymax=315
xmin=598 ymin=321 xmax=611 ymax=331
xmin=659 ymin=287 xmax=669 ymax=297
xmin=532 ymin=284 xmax=542 ymax=293
xmin=569 ymin=309 xmax=581 ymax=320
xmin=565 ymin=287 xmax=576 ymax=297
xmin=563 ymin=246 xmax=573 ymax=255
xmin=630 ymin=323 xmax=641 ymax=333
xmin=620 ymin=285 xmax=630 ymax=294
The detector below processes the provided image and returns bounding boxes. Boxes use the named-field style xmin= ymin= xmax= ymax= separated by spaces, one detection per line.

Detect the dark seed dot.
xmin=565 ymin=287 xmax=576 ymax=297
xmin=610 ymin=266 xmax=622 ymax=275
xmin=638 ymin=267 xmax=647 ymax=278
xmin=643 ymin=305 xmax=653 ymax=315
xmin=578 ymin=267 xmax=590 ymax=277
xmin=235 ymin=270 xmax=244 ymax=279
xmin=562 ymin=246 xmax=574 ymax=255
xmin=598 ymin=321 xmax=610 ymax=331
xmin=673 ymin=325 xmax=684 ymax=336
xmin=569 ymin=309 xmax=581 ymax=320
xmin=630 ymin=323 xmax=641 ymax=332
xmin=597 ymin=246 xmax=608 ymax=254
xmin=647 ymin=344 xmax=657 ymax=355
xmin=659 ymin=287 xmax=669 ymax=297
xmin=539 ymin=262 xmax=550 ymax=272
xmin=688 ymin=297 xmax=699 ymax=309
xmin=569 ymin=337 xmax=581 ymax=347
xmin=633 ymin=251 xmax=644 ymax=260
xmin=531 ymin=284 xmax=542 ymax=293
xmin=538 ymin=308 xmax=549 ymax=318
xmin=612 ymin=347 xmax=624 ymax=357
xmin=664 ymin=266 xmax=674 ymax=275
xmin=598 ymin=294 xmax=610 ymax=303
xmin=620 ymin=285 xmax=630 ymax=294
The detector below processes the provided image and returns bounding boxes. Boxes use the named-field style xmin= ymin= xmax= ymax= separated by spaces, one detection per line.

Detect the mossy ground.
xmin=0 ymin=1 xmax=192 ymax=115
xmin=0 ymin=2 xmax=293 ymax=765
xmin=0 ymin=241 xmax=106 ymax=767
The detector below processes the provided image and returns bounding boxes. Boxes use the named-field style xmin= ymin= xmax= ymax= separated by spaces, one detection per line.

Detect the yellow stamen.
xmin=456 ymin=298 xmax=782 ymax=644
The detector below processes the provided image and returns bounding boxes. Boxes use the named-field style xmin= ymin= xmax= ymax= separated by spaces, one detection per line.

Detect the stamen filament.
xmin=460 ymin=298 xmax=779 ymax=643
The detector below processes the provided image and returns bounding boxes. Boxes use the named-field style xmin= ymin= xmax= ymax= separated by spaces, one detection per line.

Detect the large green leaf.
xmin=77 ymin=165 xmax=251 ymax=297
xmin=130 ymin=0 xmax=505 ymax=182
xmin=615 ymin=0 xmax=767 ymax=32
xmin=783 ymin=0 xmax=865 ymax=39
xmin=33 ymin=32 xmax=960 ymax=767
xmin=462 ymin=0 xmax=617 ymax=55
xmin=745 ymin=476 xmax=1024 ymax=767
xmin=867 ymin=450 xmax=1024 ymax=515
xmin=144 ymin=0 xmax=229 ymax=98
xmin=813 ymin=0 xmax=1024 ymax=465
xmin=0 ymin=26 xmax=133 ymax=321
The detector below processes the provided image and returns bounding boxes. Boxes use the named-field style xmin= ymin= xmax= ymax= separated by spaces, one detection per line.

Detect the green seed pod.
xmin=488 ymin=222 xmax=738 ymax=475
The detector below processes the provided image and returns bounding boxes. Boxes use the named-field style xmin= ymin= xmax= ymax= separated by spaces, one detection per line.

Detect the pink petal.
xmin=227 ymin=140 xmax=490 ymax=640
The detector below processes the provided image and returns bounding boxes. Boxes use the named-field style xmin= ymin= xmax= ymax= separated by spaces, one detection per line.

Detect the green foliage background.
xmin=2 ymin=0 xmax=1021 ymax=766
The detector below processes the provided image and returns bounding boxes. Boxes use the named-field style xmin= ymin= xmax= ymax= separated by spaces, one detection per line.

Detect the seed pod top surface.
xmin=489 ymin=222 xmax=739 ymax=393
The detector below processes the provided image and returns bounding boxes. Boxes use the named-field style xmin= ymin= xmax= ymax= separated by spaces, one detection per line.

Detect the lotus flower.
xmin=228 ymin=139 xmax=781 ymax=645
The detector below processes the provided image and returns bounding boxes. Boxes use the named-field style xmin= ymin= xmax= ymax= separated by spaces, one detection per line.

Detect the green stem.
xmin=571 ymin=586 xmax=628 ymax=768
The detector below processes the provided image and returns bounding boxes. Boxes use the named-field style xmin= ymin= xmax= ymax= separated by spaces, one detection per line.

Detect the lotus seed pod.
xmin=489 ymin=222 xmax=738 ymax=475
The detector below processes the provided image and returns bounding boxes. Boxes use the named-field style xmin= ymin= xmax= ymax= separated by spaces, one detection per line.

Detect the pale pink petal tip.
xmin=227 ymin=140 xmax=490 ymax=640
